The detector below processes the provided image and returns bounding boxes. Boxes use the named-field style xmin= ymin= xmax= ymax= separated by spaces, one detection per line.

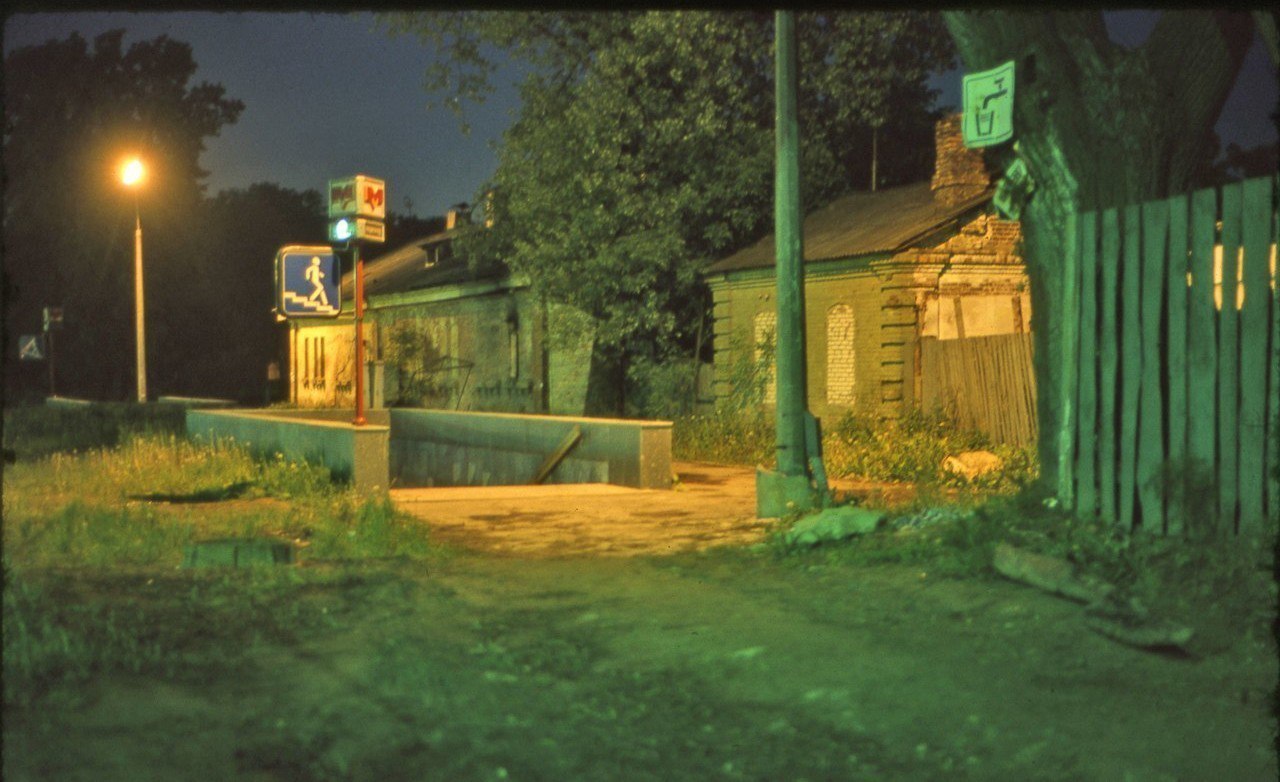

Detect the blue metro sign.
xmin=276 ymin=245 xmax=341 ymax=318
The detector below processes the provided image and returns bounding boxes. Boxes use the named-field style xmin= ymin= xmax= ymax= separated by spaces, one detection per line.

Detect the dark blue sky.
xmin=5 ymin=11 xmax=1276 ymax=218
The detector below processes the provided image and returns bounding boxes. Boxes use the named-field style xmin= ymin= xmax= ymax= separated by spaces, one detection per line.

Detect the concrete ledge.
xmin=157 ymin=396 xmax=237 ymax=409
xmin=390 ymin=409 xmax=672 ymax=489
xmin=186 ymin=409 xmax=389 ymax=493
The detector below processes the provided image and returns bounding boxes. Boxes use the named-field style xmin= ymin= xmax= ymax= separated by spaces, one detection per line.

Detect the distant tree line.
xmin=2 ymin=31 xmax=440 ymax=403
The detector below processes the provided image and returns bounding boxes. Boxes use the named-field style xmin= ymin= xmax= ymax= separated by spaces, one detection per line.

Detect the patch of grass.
xmin=2 ymin=432 xmax=435 ymax=709
xmin=672 ymin=410 xmax=774 ymax=466
xmin=2 ymin=402 xmax=186 ymax=460
xmin=675 ymin=407 xmax=1038 ymax=494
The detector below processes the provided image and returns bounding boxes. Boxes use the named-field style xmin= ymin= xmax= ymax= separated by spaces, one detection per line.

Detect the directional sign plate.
xmin=276 ymin=245 xmax=341 ymax=318
xmin=19 ymin=334 xmax=44 ymax=361
xmin=962 ymin=61 xmax=1015 ymax=148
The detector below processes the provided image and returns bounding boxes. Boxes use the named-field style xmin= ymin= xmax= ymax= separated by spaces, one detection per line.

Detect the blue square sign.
xmin=276 ymin=246 xmax=341 ymax=318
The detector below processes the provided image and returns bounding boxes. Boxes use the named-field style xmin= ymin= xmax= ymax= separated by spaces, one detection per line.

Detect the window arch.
xmin=826 ymin=304 xmax=855 ymax=405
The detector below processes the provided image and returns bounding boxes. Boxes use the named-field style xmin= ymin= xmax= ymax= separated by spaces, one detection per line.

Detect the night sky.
xmin=4 ymin=11 xmax=1276 ymax=218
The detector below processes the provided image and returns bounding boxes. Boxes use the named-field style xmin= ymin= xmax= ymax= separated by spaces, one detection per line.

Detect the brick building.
xmin=288 ymin=208 xmax=596 ymax=415
xmin=703 ymin=115 xmax=1031 ymax=426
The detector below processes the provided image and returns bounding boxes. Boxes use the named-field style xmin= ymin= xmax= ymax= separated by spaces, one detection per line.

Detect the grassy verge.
xmin=674 ymin=408 xmax=1038 ymax=496
xmin=2 ymin=427 xmax=434 ymax=710
xmin=762 ymin=486 xmax=1276 ymax=654
xmin=2 ymin=402 xmax=187 ymax=460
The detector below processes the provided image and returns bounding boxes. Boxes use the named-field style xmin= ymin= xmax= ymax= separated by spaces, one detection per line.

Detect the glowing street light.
xmin=121 ymin=156 xmax=147 ymax=402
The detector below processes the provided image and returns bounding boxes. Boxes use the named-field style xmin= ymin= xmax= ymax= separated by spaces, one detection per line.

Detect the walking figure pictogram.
xmin=306 ymin=256 xmax=329 ymax=307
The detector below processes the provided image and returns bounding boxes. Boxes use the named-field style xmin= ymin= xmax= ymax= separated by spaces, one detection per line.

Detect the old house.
xmin=703 ymin=115 xmax=1036 ymax=443
xmin=287 ymin=207 xmax=596 ymax=415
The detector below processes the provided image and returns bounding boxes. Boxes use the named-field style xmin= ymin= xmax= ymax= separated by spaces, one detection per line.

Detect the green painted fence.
xmin=1065 ymin=176 xmax=1278 ymax=536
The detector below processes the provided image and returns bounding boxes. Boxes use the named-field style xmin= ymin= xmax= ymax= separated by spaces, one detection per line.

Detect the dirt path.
xmin=391 ymin=461 xmax=915 ymax=557
xmin=5 ymin=467 xmax=1276 ymax=780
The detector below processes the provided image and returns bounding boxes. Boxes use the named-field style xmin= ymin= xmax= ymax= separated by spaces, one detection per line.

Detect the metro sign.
xmin=328 ymin=175 xmax=386 ymax=220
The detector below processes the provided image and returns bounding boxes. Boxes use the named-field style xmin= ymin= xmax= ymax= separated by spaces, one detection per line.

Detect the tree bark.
xmin=942 ymin=10 xmax=1254 ymax=491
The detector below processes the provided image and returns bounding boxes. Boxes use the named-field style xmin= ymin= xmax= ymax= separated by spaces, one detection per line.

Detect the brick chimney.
xmin=930 ymin=114 xmax=992 ymax=206
xmin=445 ymin=202 xmax=471 ymax=230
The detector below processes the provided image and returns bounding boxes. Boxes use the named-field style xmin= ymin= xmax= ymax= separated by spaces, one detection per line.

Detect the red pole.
xmin=353 ymin=243 xmax=366 ymax=426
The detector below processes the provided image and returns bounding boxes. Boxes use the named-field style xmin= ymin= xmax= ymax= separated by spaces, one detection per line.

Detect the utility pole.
xmin=756 ymin=10 xmax=829 ymax=518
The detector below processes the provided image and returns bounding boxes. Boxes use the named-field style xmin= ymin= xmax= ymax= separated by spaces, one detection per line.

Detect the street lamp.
xmin=121 ymin=157 xmax=147 ymax=402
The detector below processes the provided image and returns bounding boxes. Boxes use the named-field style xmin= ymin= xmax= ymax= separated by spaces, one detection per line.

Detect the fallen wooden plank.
xmin=532 ymin=424 xmax=583 ymax=485
xmin=991 ymin=542 xmax=1113 ymax=605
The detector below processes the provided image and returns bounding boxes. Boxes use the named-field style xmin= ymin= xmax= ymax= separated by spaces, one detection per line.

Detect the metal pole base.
xmin=756 ymin=467 xmax=821 ymax=519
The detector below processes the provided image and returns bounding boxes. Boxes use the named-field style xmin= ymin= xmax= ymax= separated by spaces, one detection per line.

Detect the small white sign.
xmin=962 ymin=61 xmax=1015 ymax=148
xmin=328 ymin=175 xmax=386 ymax=220
xmin=18 ymin=334 xmax=44 ymax=361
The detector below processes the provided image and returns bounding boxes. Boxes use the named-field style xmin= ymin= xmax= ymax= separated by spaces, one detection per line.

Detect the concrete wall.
xmin=186 ymin=409 xmax=390 ymax=493
xmin=389 ymin=409 xmax=672 ymax=489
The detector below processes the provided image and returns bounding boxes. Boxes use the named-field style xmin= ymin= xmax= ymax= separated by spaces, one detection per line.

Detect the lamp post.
xmin=121 ymin=158 xmax=147 ymax=402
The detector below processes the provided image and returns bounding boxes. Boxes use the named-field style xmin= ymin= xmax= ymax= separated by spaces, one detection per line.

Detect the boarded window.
xmin=753 ymin=310 xmax=777 ymax=405
xmin=826 ymin=304 xmax=855 ymax=405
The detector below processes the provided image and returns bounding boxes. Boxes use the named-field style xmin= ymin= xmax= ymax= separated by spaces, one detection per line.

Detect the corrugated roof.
xmin=704 ymin=182 xmax=994 ymax=275
xmin=339 ymin=228 xmax=510 ymax=299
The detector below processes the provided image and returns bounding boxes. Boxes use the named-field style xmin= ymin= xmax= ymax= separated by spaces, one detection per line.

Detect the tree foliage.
xmin=3 ymin=31 xmax=244 ymax=401
xmin=942 ymin=10 xmax=1259 ymax=487
xmin=384 ymin=11 xmax=954 ymax=379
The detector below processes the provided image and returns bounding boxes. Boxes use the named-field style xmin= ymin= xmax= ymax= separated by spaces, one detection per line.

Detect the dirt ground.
xmin=4 ymin=464 xmax=1276 ymax=781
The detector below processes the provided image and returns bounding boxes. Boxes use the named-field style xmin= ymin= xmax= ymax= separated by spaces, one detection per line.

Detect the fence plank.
xmin=1059 ymin=211 xmax=1080 ymax=507
xmin=1164 ymin=193 xmax=1189 ymax=536
xmin=1076 ymin=211 xmax=1099 ymax=517
xmin=1269 ymin=177 xmax=1280 ymax=525
xmin=1098 ymin=207 xmax=1121 ymax=524
xmin=1119 ymin=203 xmax=1143 ymax=531
xmin=1218 ymin=182 xmax=1242 ymax=533
xmin=1237 ymin=176 xmax=1271 ymax=534
xmin=1187 ymin=187 xmax=1218 ymax=532
xmin=1138 ymin=199 xmax=1168 ymax=533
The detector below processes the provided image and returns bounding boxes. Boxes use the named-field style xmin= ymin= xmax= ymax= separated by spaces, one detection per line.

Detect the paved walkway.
xmin=392 ymin=462 xmax=916 ymax=558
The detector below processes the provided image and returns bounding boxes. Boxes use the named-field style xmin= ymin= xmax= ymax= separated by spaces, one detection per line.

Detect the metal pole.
xmin=134 ymin=203 xmax=147 ymax=403
xmin=773 ymin=9 xmax=806 ymax=478
xmin=47 ymin=328 xmax=56 ymax=397
xmin=353 ymin=243 xmax=366 ymax=425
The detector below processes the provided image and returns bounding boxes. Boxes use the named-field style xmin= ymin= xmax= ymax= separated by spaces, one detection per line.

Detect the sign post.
xmin=328 ymin=175 xmax=386 ymax=426
xmin=42 ymin=306 xmax=62 ymax=396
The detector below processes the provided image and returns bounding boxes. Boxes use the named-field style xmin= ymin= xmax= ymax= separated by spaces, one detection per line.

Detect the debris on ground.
xmin=783 ymin=506 xmax=885 ymax=548
xmin=992 ymin=542 xmax=1113 ymax=604
xmin=993 ymin=543 xmax=1195 ymax=655
xmin=941 ymin=450 xmax=1004 ymax=481
xmin=890 ymin=505 xmax=973 ymax=532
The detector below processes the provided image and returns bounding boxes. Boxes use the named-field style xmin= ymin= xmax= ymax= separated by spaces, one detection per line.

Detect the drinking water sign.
xmin=962 ymin=60 xmax=1015 ymax=148
xmin=275 ymin=245 xmax=341 ymax=318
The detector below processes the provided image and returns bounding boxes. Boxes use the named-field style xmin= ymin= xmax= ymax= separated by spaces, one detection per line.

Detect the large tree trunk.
xmin=942 ymin=10 xmax=1254 ymax=492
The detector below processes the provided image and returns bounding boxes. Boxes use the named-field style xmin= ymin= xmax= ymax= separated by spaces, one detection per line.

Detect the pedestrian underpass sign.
xmin=19 ymin=334 xmax=44 ymax=361
xmin=275 ymin=245 xmax=341 ymax=318
xmin=962 ymin=60 xmax=1015 ymax=148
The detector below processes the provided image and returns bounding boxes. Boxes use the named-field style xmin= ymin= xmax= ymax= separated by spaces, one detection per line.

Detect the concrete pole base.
xmin=756 ymin=467 xmax=821 ymax=518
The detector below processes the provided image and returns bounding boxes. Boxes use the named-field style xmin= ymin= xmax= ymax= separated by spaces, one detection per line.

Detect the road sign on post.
xmin=275 ymin=246 xmax=341 ymax=318
xmin=962 ymin=60 xmax=1015 ymax=148
xmin=19 ymin=335 xmax=44 ymax=361
xmin=328 ymin=174 xmax=386 ymax=426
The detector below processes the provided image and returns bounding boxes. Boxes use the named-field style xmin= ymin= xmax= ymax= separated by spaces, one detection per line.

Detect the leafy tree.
xmin=384 ymin=11 xmax=953 ymax=410
xmin=3 ymin=30 xmax=243 ymax=400
xmin=942 ymin=10 xmax=1268 ymax=488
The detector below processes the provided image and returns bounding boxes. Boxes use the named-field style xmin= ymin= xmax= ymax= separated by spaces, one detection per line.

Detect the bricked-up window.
xmin=826 ymin=304 xmax=855 ymax=405
xmin=316 ymin=337 xmax=326 ymax=388
xmin=753 ymin=310 xmax=777 ymax=405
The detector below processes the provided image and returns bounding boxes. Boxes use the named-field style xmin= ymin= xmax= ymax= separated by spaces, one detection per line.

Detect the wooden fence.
xmin=920 ymin=333 xmax=1038 ymax=447
xmin=1062 ymin=175 xmax=1278 ymax=536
